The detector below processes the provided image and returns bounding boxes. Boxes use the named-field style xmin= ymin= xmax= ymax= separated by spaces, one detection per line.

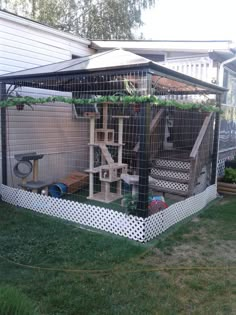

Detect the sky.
xmin=141 ymin=0 xmax=236 ymax=42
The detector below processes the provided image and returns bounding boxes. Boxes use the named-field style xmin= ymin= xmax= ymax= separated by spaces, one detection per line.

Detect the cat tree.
xmin=86 ymin=103 xmax=128 ymax=203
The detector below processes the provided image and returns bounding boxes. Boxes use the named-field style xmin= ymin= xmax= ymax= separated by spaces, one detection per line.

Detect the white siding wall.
xmin=6 ymin=103 xmax=89 ymax=187
xmin=162 ymin=55 xmax=217 ymax=84
xmin=0 ymin=12 xmax=94 ymax=185
xmin=159 ymin=55 xmax=218 ymax=102
xmin=0 ymin=11 xmax=93 ymax=75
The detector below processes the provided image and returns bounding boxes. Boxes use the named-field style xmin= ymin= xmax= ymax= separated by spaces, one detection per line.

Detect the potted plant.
xmin=218 ymin=167 xmax=236 ymax=195
xmin=6 ymin=86 xmax=33 ymax=111
xmin=16 ymin=103 xmax=25 ymax=111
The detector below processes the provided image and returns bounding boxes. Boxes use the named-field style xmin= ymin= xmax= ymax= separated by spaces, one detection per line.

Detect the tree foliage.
xmin=1 ymin=0 xmax=156 ymax=39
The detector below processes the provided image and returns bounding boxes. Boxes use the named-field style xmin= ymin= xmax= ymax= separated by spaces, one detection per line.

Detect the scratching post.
xmin=14 ymin=152 xmax=50 ymax=194
xmin=32 ymin=159 xmax=39 ymax=192
xmin=86 ymin=103 xmax=129 ymax=203
xmin=89 ymin=116 xmax=95 ymax=198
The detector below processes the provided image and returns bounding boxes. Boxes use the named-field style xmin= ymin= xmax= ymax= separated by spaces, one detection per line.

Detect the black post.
xmin=0 ymin=83 xmax=7 ymax=185
xmin=211 ymin=94 xmax=221 ymax=185
xmin=137 ymin=102 xmax=151 ymax=217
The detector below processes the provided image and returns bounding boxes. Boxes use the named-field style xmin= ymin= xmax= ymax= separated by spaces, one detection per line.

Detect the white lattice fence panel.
xmin=0 ymin=185 xmax=18 ymax=205
xmin=162 ymin=185 xmax=217 ymax=232
xmin=0 ymin=185 xmax=145 ymax=242
xmin=143 ymin=185 xmax=217 ymax=242
xmin=144 ymin=211 xmax=164 ymax=241
xmin=218 ymin=156 xmax=235 ymax=176
xmin=217 ymin=149 xmax=236 ymax=177
xmin=0 ymin=184 xmax=217 ymax=243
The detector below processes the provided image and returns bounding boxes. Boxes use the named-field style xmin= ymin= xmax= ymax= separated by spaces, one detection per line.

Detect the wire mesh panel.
xmin=0 ymin=55 xmax=223 ymax=241
xmin=218 ymin=149 xmax=236 ymax=177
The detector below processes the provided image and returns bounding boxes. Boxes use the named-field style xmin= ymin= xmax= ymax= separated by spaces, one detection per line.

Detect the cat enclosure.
xmin=0 ymin=49 xmax=225 ymax=241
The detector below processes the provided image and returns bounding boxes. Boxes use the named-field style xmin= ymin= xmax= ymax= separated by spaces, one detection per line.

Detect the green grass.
xmin=0 ymin=197 xmax=235 ymax=314
xmin=64 ymin=187 xmax=125 ymax=212
xmin=64 ymin=187 xmax=175 ymax=214
xmin=0 ymin=285 xmax=39 ymax=315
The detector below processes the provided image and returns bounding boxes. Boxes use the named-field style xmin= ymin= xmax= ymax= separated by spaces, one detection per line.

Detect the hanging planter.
xmin=133 ymin=104 xmax=140 ymax=113
xmin=16 ymin=104 xmax=25 ymax=111
xmin=15 ymin=102 xmax=33 ymax=111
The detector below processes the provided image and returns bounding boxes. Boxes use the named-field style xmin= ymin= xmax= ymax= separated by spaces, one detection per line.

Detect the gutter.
xmin=219 ymin=55 xmax=236 ymax=86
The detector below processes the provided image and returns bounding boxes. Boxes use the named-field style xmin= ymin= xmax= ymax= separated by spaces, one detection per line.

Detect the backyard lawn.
xmin=0 ymin=197 xmax=235 ymax=315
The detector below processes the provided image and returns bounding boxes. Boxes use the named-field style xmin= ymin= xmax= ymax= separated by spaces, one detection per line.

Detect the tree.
xmin=1 ymin=0 xmax=156 ymax=39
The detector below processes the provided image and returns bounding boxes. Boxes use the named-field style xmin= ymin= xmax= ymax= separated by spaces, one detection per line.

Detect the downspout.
xmin=218 ymin=55 xmax=236 ymax=86
xmin=213 ymin=54 xmax=236 ymax=184
xmin=0 ymin=82 xmax=7 ymax=185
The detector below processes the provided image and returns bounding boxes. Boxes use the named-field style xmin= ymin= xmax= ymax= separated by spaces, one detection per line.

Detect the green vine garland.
xmin=0 ymin=95 xmax=221 ymax=113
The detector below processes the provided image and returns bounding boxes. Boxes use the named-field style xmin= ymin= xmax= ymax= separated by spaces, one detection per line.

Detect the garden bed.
xmin=218 ymin=178 xmax=236 ymax=195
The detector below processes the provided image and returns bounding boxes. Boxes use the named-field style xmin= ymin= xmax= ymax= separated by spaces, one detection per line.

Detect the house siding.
xmin=5 ymin=104 xmax=90 ymax=186
xmin=0 ymin=11 xmax=94 ymax=185
xmin=162 ymin=55 xmax=217 ymax=83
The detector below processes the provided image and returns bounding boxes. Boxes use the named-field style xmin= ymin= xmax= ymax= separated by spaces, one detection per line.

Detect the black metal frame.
xmin=0 ymin=61 xmax=225 ymax=217
xmin=211 ymin=94 xmax=222 ymax=185
xmin=0 ymin=83 xmax=7 ymax=185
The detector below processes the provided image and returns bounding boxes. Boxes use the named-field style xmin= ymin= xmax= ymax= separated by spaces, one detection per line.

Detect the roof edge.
xmin=0 ymin=9 xmax=91 ymax=46
xmin=148 ymin=63 xmax=227 ymax=94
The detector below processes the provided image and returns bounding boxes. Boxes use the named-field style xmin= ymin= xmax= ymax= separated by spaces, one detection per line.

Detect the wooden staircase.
xmin=150 ymin=155 xmax=191 ymax=197
xmin=149 ymin=112 xmax=214 ymax=198
xmin=132 ymin=107 xmax=215 ymax=198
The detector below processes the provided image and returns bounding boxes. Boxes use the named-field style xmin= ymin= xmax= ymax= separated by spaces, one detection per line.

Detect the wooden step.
xmin=150 ymin=173 xmax=189 ymax=184
xmin=151 ymin=164 xmax=190 ymax=173
xmin=152 ymin=158 xmax=191 ymax=171
xmin=149 ymin=156 xmax=192 ymax=197
xmin=150 ymin=168 xmax=190 ymax=182
xmin=150 ymin=178 xmax=188 ymax=192
xmin=157 ymin=149 xmax=191 ymax=161
xmin=150 ymin=183 xmax=189 ymax=197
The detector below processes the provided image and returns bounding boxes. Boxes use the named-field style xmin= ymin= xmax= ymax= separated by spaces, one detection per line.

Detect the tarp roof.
xmin=0 ymin=49 xmax=226 ymax=94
